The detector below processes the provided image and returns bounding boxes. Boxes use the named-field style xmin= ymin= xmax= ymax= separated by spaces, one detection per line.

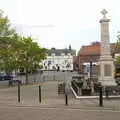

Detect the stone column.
xmin=99 ymin=9 xmax=116 ymax=86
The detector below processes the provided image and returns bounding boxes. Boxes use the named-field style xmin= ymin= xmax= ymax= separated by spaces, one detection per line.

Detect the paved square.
xmin=0 ymin=80 xmax=120 ymax=119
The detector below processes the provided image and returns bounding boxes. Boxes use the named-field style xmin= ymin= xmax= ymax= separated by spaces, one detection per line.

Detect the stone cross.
xmin=99 ymin=9 xmax=116 ymax=86
xmin=101 ymin=9 xmax=108 ymax=18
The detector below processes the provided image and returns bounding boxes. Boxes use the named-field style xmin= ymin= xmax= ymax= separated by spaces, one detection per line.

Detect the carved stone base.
xmin=99 ymin=76 xmax=116 ymax=86
xmin=99 ymin=56 xmax=116 ymax=86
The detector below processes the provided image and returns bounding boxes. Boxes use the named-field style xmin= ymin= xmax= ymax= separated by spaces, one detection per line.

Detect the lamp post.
xmin=53 ymin=54 xmax=55 ymax=81
xmin=89 ymin=61 xmax=92 ymax=81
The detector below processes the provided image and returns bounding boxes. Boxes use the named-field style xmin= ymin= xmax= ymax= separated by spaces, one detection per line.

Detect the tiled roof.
xmin=79 ymin=43 xmax=115 ymax=56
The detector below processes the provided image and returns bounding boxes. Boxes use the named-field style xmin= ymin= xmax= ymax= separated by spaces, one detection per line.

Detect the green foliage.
xmin=15 ymin=36 xmax=47 ymax=84
xmin=17 ymin=36 xmax=47 ymax=71
xmin=0 ymin=9 xmax=15 ymax=37
xmin=115 ymin=33 xmax=120 ymax=64
xmin=0 ymin=37 xmax=14 ymax=72
xmin=115 ymin=56 xmax=120 ymax=64
xmin=0 ymin=9 xmax=17 ymax=72
xmin=0 ymin=9 xmax=47 ymax=84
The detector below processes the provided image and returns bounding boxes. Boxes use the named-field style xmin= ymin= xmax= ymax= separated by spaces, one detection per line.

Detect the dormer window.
xmin=68 ymin=53 xmax=71 ymax=56
xmin=51 ymin=53 xmax=55 ymax=56
xmin=61 ymin=53 xmax=65 ymax=56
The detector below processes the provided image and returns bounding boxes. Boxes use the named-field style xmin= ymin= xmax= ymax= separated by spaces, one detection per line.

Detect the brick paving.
xmin=0 ymin=81 xmax=120 ymax=109
xmin=0 ymin=106 xmax=120 ymax=120
xmin=0 ymin=81 xmax=120 ymax=119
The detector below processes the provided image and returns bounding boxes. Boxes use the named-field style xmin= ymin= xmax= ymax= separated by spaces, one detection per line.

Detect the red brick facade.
xmin=73 ymin=43 xmax=115 ymax=72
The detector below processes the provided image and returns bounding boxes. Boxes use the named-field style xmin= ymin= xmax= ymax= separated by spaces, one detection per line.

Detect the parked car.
xmin=0 ymin=72 xmax=13 ymax=81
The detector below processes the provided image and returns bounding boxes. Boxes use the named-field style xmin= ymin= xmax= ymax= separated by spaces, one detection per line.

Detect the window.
xmin=61 ymin=53 xmax=65 ymax=56
xmin=68 ymin=53 xmax=71 ymax=56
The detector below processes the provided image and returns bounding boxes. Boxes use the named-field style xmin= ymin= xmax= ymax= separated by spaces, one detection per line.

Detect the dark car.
xmin=0 ymin=72 xmax=13 ymax=81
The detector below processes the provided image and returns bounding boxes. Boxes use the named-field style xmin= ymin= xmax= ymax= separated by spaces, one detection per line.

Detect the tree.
xmin=17 ymin=36 xmax=47 ymax=84
xmin=0 ymin=9 xmax=15 ymax=37
xmin=0 ymin=37 xmax=17 ymax=72
xmin=0 ymin=9 xmax=47 ymax=85
xmin=115 ymin=56 xmax=120 ymax=64
xmin=0 ymin=9 xmax=17 ymax=73
xmin=115 ymin=33 xmax=120 ymax=64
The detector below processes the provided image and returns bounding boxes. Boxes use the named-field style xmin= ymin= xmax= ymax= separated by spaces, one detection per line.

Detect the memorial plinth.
xmin=98 ymin=9 xmax=116 ymax=86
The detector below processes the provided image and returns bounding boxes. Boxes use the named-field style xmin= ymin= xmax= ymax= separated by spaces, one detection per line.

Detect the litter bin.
xmin=58 ymin=82 xmax=65 ymax=94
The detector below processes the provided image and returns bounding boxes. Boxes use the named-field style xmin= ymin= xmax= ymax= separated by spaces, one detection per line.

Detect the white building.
xmin=43 ymin=46 xmax=76 ymax=71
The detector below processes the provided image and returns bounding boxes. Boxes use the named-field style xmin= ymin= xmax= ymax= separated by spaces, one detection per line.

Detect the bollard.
xmin=39 ymin=85 xmax=41 ymax=103
xmin=65 ymin=93 xmax=68 ymax=106
xmin=53 ymin=75 xmax=55 ymax=81
xmin=99 ymin=86 xmax=103 ymax=107
xmin=18 ymin=81 xmax=20 ymax=103
xmin=105 ymin=87 xmax=109 ymax=100
xmin=43 ymin=76 xmax=45 ymax=82
xmin=58 ymin=83 xmax=61 ymax=94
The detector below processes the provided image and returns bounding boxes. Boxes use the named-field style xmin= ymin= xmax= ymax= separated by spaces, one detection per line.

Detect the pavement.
xmin=0 ymin=72 xmax=120 ymax=119
xmin=1 ymin=106 xmax=120 ymax=120
xmin=0 ymin=80 xmax=120 ymax=109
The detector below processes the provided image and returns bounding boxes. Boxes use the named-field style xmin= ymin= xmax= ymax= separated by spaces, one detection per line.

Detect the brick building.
xmin=73 ymin=43 xmax=116 ymax=75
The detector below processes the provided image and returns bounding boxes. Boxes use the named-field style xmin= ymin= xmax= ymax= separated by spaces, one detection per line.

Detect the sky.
xmin=0 ymin=0 xmax=120 ymax=53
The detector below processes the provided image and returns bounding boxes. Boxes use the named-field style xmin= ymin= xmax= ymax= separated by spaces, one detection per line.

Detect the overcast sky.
xmin=0 ymin=0 xmax=120 ymax=52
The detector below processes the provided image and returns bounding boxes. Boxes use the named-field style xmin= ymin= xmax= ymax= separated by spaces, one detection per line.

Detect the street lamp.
xmin=89 ymin=61 xmax=93 ymax=81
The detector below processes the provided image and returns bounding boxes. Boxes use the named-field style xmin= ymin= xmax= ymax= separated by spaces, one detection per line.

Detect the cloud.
xmin=0 ymin=0 xmax=120 ymax=51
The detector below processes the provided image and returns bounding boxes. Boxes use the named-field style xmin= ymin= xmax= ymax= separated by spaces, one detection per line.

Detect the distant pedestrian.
xmin=57 ymin=66 xmax=60 ymax=72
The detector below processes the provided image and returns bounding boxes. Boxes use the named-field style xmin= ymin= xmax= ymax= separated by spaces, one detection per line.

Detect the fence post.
xmin=39 ymin=85 xmax=41 ymax=103
xmin=65 ymin=93 xmax=68 ymax=106
xmin=18 ymin=81 xmax=20 ymax=103
xmin=99 ymin=85 xmax=103 ymax=107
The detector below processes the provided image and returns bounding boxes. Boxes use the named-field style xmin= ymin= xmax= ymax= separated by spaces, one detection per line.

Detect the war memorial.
xmin=71 ymin=9 xmax=120 ymax=98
